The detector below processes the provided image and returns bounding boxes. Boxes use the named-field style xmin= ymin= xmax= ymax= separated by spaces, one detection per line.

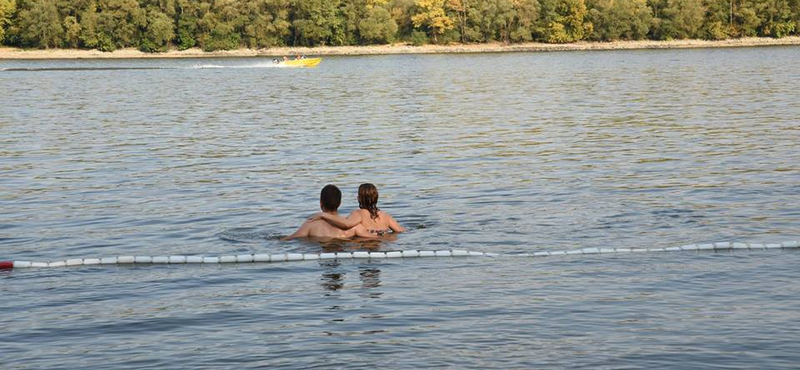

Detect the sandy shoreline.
xmin=2 ymin=37 xmax=799 ymax=59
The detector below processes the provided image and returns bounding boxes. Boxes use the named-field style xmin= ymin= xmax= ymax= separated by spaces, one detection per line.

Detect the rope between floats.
xmin=1 ymin=241 xmax=798 ymax=270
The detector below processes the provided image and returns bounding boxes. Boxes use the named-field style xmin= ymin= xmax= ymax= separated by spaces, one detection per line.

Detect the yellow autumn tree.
xmin=411 ymin=0 xmax=454 ymax=43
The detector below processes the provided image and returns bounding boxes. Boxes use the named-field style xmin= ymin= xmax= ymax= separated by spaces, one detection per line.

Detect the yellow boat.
xmin=280 ymin=58 xmax=322 ymax=68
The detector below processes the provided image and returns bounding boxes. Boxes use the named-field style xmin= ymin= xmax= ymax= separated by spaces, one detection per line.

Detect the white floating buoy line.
xmin=1 ymin=241 xmax=798 ymax=270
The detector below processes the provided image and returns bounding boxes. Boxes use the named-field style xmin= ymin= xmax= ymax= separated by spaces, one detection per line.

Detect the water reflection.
xmin=318 ymin=240 xmax=384 ymax=298
xmin=320 ymin=260 xmax=345 ymax=293
xmin=359 ymin=268 xmax=383 ymax=299
xmin=318 ymin=259 xmax=383 ymax=299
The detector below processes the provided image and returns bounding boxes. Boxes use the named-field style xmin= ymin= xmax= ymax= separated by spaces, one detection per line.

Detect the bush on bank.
xmin=0 ymin=0 xmax=798 ymax=51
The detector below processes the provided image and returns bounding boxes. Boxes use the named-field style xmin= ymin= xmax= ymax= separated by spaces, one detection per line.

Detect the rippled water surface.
xmin=2 ymin=47 xmax=799 ymax=369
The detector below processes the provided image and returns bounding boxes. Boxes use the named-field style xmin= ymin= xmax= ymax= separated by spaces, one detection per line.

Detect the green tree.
xmin=140 ymin=0 xmax=177 ymax=16
xmin=465 ymin=0 xmax=538 ymax=43
xmin=175 ymin=0 xmax=209 ymax=50
xmin=63 ymin=15 xmax=81 ymax=47
xmin=339 ymin=0 xmax=364 ymax=45
xmin=0 ymin=0 xmax=15 ymax=44
xmin=239 ymin=0 xmax=292 ymax=48
xmin=730 ymin=0 xmax=761 ymax=36
xmin=586 ymin=0 xmax=652 ymax=41
xmin=651 ymin=0 xmax=705 ymax=39
xmin=447 ymin=0 xmax=468 ymax=41
xmin=14 ymin=0 xmax=65 ymax=48
xmin=96 ymin=0 xmax=146 ymax=50
xmin=140 ymin=7 xmax=174 ymax=51
xmin=466 ymin=0 xmax=512 ymax=42
xmin=754 ymin=0 xmax=795 ymax=36
xmin=291 ymin=0 xmax=344 ymax=46
xmin=509 ymin=0 xmax=541 ymax=42
xmin=79 ymin=5 xmax=99 ymax=48
xmin=192 ymin=0 xmax=243 ymax=51
xmin=389 ymin=0 xmax=417 ymax=39
xmin=202 ymin=22 xmax=239 ymax=50
xmin=701 ymin=0 xmax=733 ymax=39
xmin=359 ymin=6 xmax=398 ymax=43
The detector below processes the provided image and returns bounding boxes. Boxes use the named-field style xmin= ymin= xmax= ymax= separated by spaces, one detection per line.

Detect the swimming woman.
xmin=310 ymin=183 xmax=405 ymax=236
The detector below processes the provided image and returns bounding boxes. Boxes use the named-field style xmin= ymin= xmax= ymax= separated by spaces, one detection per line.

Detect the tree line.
xmin=0 ymin=0 xmax=798 ymax=52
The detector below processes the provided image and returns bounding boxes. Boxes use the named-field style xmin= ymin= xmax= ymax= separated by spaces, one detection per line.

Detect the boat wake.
xmin=2 ymin=63 xmax=290 ymax=72
xmin=2 ymin=66 xmax=172 ymax=72
xmin=189 ymin=63 xmax=286 ymax=69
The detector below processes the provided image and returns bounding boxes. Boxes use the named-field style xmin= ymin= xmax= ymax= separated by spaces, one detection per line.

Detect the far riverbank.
xmin=1 ymin=37 xmax=799 ymax=59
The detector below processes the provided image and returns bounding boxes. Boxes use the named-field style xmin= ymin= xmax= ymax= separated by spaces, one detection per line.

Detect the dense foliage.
xmin=1 ymin=0 xmax=798 ymax=51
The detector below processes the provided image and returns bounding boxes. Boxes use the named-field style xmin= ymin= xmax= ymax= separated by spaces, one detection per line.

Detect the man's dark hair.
xmin=320 ymin=184 xmax=342 ymax=212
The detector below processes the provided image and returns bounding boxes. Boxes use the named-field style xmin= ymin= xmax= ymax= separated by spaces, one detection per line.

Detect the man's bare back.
xmin=284 ymin=216 xmax=375 ymax=240
xmin=290 ymin=218 xmax=354 ymax=240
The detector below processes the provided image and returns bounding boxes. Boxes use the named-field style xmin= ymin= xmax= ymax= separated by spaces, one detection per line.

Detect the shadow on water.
xmin=216 ymin=228 xmax=284 ymax=243
xmin=217 ymin=227 xmax=400 ymax=253
xmin=319 ymin=238 xmax=388 ymax=252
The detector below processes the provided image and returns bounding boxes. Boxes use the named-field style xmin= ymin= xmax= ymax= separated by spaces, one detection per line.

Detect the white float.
xmin=286 ymin=253 xmax=304 ymax=261
xmin=236 ymin=255 xmax=254 ymax=263
xmin=270 ymin=254 xmax=287 ymax=262
xmin=714 ymin=242 xmax=732 ymax=250
xmin=3 ymin=241 xmax=798 ymax=270
xmin=66 ymin=259 xmax=84 ymax=266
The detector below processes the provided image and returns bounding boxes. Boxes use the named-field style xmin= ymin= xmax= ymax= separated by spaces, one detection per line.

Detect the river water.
xmin=1 ymin=47 xmax=799 ymax=368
